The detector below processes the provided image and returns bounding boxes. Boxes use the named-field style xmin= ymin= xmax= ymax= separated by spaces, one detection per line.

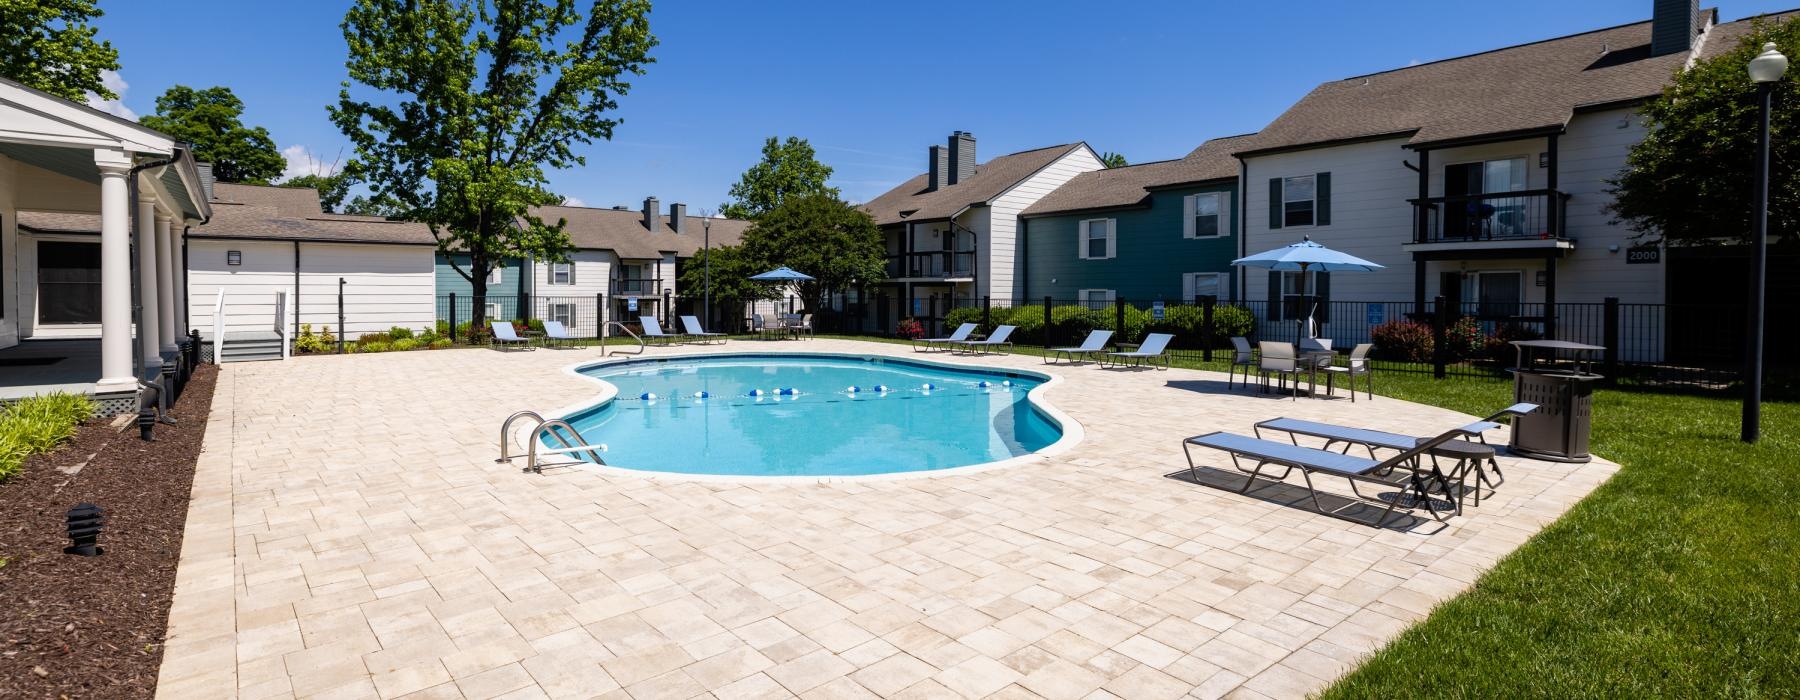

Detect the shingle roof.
xmin=210 ymin=182 xmax=324 ymax=217
xmin=14 ymin=211 xmax=102 ymax=234
xmin=192 ymin=183 xmax=438 ymax=245
xmin=1021 ymin=134 xmax=1259 ymax=217
xmin=860 ymin=143 xmax=1089 ymax=225
xmin=1240 ymin=9 xmax=1792 ymax=154
xmin=530 ymin=205 xmax=751 ymax=259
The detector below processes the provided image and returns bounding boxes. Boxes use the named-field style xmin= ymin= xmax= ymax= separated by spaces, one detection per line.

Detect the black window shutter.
xmin=1268 ymin=178 xmax=1283 ymax=229
xmin=1315 ymin=172 xmax=1331 ymax=226
xmin=1315 ymin=271 xmax=1331 ymax=323
xmin=1267 ymin=270 xmax=1281 ymax=321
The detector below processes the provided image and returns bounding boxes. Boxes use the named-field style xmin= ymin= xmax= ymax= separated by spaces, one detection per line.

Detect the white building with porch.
xmin=0 ymin=78 xmax=211 ymax=414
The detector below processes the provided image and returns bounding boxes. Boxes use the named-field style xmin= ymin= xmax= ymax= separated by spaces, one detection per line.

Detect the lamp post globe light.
xmin=1743 ymin=42 xmax=1787 ymax=444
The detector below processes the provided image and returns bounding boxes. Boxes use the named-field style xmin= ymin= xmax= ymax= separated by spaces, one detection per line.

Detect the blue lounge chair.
xmin=1044 ymin=329 xmax=1113 ymax=364
xmin=1183 ymin=422 xmax=1496 ymax=528
xmin=640 ymin=316 xmax=684 ymax=346
xmin=490 ymin=321 xmax=531 ymax=349
xmin=541 ymin=320 xmax=579 ymax=348
xmin=1105 ymin=333 xmax=1174 ymax=369
xmin=680 ymin=315 xmax=728 ymax=344
xmin=952 ymin=325 xmax=1016 ymax=355
xmin=914 ymin=323 xmax=976 ymax=352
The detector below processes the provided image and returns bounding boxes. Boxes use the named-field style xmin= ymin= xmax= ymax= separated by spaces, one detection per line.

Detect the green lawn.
xmin=820 ymin=335 xmax=1798 ymax=696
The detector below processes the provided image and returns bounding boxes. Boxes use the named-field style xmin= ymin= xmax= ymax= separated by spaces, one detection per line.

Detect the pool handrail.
xmin=604 ymin=321 xmax=646 ymax=356
xmin=525 ymin=419 xmax=607 ymax=473
xmin=499 ymin=410 xmax=605 ymax=469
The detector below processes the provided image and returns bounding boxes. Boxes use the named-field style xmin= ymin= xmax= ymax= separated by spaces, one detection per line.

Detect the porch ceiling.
xmin=0 ymin=142 xmax=102 ymax=185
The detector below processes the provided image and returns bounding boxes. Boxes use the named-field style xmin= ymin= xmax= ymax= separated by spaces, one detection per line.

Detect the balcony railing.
xmin=611 ymin=278 xmax=662 ymax=295
xmin=885 ymin=251 xmax=976 ymax=279
xmin=1409 ymin=189 xmax=1568 ymax=244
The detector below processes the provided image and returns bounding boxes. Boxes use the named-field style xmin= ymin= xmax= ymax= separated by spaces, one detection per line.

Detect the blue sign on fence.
xmin=627 ymin=297 xmax=639 ymax=312
xmin=913 ymin=298 xmax=923 ymax=314
xmin=1367 ymin=302 xmax=1385 ymax=326
xmin=1152 ymin=301 xmax=1165 ymax=320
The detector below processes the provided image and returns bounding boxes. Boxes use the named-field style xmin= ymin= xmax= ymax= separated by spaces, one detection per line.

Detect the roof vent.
xmin=196 ymin=162 xmax=216 ymax=201
xmin=613 ymin=205 xmax=630 ymax=210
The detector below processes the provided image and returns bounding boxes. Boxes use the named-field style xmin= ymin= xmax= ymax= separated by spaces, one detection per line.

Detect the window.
xmin=487 ymin=267 xmax=503 ymax=284
xmin=1182 ymin=272 xmax=1225 ymax=301
xmin=1282 ymin=175 xmax=1315 ymax=227
xmin=227 ymin=250 xmax=242 ymax=265
xmin=485 ymin=302 xmax=503 ymax=320
xmin=1078 ymin=219 xmax=1115 ymax=260
xmin=1185 ymin=193 xmax=1228 ymax=239
xmin=550 ymin=262 xmax=573 ymax=285
xmin=549 ymin=303 xmax=576 ymax=327
xmin=1445 ymin=158 xmax=1530 ymax=239
xmin=1472 ymin=271 xmax=1523 ymax=318
xmin=1079 ymin=289 xmax=1115 ymax=310
xmin=1276 ymin=270 xmax=1324 ymax=321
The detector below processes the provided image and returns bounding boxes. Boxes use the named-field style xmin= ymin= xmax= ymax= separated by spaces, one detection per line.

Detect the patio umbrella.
xmin=749 ymin=266 xmax=815 ymax=281
xmin=1232 ymin=236 xmax=1384 ymax=337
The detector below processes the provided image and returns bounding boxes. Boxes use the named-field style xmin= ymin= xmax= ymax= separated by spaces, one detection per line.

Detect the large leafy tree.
xmin=719 ymin=136 xmax=838 ymax=220
xmin=0 ymin=0 xmax=119 ymax=101
xmin=1100 ymin=151 xmax=1128 ymax=168
xmin=140 ymin=86 xmax=286 ymax=183
xmin=739 ymin=193 xmax=885 ymax=314
xmin=1609 ymin=17 xmax=1797 ymax=246
xmin=675 ymin=243 xmax=778 ymax=330
xmin=330 ymin=0 xmax=656 ymax=325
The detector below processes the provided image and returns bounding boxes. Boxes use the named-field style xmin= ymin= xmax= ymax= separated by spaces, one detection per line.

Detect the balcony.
xmin=1409 ymin=189 xmax=1569 ymax=245
xmin=884 ymin=251 xmax=975 ymax=280
xmin=611 ymin=277 xmax=663 ymax=295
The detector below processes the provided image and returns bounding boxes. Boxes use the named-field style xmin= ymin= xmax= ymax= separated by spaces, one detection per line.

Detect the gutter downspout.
xmin=1236 ymin=157 xmax=1249 ymax=302
xmin=294 ymin=241 xmax=302 ymax=342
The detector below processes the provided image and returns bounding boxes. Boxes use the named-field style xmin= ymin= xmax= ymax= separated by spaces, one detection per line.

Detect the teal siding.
xmin=434 ymin=253 xmax=530 ymax=297
xmin=1021 ymin=183 xmax=1240 ymax=303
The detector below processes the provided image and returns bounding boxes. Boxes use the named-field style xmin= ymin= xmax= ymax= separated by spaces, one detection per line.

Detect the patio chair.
xmin=1044 ymin=329 xmax=1113 ymax=364
xmin=952 ymin=325 xmax=1016 ymax=355
xmin=541 ymin=320 xmax=579 ymax=348
xmin=756 ymin=313 xmax=788 ymax=340
xmin=639 ymin=316 xmax=685 ymax=346
xmin=1321 ymin=343 xmax=1374 ymax=401
xmin=1183 ymin=421 xmax=1497 ymax=528
xmin=1227 ymin=337 xmax=1256 ymax=388
xmin=679 ymin=316 xmax=728 ymax=344
xmin=913 ymin=323 xmax=976 ymax=352
xmin=490 ymin=321 xmax=532 ymax=350
xmin=1104 ymin=333 xmax=1174 ymax=369
xmin=1257 ymin=341 xmax=1304 ymax=400
xmin=793 ymin=313 xmax=814 ymax=340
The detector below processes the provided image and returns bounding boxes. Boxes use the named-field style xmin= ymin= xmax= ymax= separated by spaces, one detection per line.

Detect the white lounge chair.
xmin=680 ymin=315 xmax=728 ymax=344
xmin=640 ymin=316 xmax=684 ymax=345
xmin=1044 ymin=329 xmax=1113 ymax=364
xmin=952 ymin=325 xmax=1016 ymax=355
xmin=541 ymin=320 xmax=579 ymax=348
xmin=1105 ymin=333 xmax=1173 ymax=369
xmin=914 ymin=323 xmax=976 ymax=352
xmin=490 ymin=321 xmax=531 ymax=349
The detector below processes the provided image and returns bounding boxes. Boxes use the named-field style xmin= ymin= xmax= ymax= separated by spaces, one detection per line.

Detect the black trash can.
xmin=1507 ymin=340 xmax=1605 ymax=463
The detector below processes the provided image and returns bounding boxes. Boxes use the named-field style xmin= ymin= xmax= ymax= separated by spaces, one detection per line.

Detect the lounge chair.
xmin=913 ymin=323 xmax=976 ymax=352
xmin=1227 ymin=337 xmax=1256 ymax=388
xmin=490 ymin=321 xmax=531 ymax=349
xmin=952 ymin=325 xmax=1016 ymax=355
xmin=1044 ymin=329 xmax=1113 ymax=364
xmin=542 ymin=320 xmax=579 ymax=348
xmin=639 ymin=316 xmax=685 ymax=346
xmin=680 ymin=315 xmax=728 ymax=344
xmin=1105 ymin=333 xmax=1174 ymax=369
xmin=1183 ymin=422 xmax=1498 ymax=528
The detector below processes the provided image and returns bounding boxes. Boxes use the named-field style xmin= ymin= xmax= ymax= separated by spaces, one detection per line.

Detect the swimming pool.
xmin=558 ymin=354 xmax=1068 ymax=477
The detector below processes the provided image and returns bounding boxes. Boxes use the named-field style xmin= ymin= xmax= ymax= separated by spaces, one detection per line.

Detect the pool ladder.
xmin=498 ymin=410 xmax=608 ymax=473
xmin=603 ymin=322 xmax=646 ymax=357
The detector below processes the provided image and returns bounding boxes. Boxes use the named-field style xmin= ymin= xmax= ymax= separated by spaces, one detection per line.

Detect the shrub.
xmin=1482 ymin=322 xmax=1544 ymax=361
xmin=358 ymin=341 xmax=391 ymax=353
xmin=428 ymin=338 xmax=453 ymax=349
xmin=1086 ymin=304 xmax=1150 ymax=345
xmin=357 ymin=332 xmax=392 ymax=345
xmin=1444 ymin=316 xmax=1489 ymax=361
xmin=390 ymin=338 xmax=422 ymax=351
xmin=388 ymin=326 xmax=415 ymax=340
xmin=1004 ymin=305 xmax=1046 ymax=344
xmin=1372 ymin=320 xmax=1434 ymax=362
xmin=416 ymin=329 xmax=440 ymax=345
xmin=436 ymin=319 xmax=452 ymax=337
xmin=941 ymin=306 xmax=995 ymax=336
xmin=895 ymin=318 xmax=924 ymax=339
xmin=294 ymin=323 xmax=337 ymax=354
xmin=0 ymin=393 xmax=93 ymax=480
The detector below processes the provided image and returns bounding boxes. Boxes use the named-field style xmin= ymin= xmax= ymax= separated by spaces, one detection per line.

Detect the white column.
xmin=137 ymin=194 xmax=162 ymax=371
xmin=155 ymin=213 xmax=177 ymax=355
xmin=172 ymin=225 xmax=188 ymax=340
xmin=96 ymin=150 xmax=137 ymax=394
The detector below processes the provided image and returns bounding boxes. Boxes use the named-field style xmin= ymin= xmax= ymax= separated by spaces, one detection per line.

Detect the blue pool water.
xmin=560 ymin=354 xmax=1063 ymax=476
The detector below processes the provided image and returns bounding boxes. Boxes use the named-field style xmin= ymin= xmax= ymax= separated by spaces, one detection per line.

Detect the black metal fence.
xmin=435 ymin=292 xmax=685 ymax=342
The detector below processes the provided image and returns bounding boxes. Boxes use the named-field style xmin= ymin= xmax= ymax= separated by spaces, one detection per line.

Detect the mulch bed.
xmin=0 ymin=364 xmax=218 ymax=699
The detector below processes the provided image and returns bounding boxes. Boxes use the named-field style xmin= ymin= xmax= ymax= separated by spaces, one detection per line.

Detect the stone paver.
xmin=154 ymin=339 xmax=1616 ymax=698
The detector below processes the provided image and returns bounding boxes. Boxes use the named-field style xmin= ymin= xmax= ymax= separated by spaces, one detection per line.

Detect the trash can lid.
xmin=1510 ymin=339 xmax=1605 ymax=352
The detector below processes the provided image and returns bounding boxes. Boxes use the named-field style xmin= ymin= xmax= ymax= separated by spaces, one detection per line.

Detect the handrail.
xmin=525 ymin=420 xmax=606 ymax=473
xmin=497 ymin=410 xmax=548 ymax=463
xmin=604 ymin=321 xmax=646 ymax=356
xmin=211 ymin=289 xmax=225 ymax=364
xmin=498 ymin=411 xmax=606 ymax=471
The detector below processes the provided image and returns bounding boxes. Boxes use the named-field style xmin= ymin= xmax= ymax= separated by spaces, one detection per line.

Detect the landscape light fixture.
xmin=64 ymin=503 xmax=104 ymax=556
xmin=1742 ymin=42 xmax=1788 ymax=443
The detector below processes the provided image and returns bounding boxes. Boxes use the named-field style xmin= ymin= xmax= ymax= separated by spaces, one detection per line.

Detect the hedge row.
xmin=936 ymin=303 xmax=1255 ymax=348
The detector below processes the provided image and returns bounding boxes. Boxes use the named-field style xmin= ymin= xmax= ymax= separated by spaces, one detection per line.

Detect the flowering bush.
xmin=1371 ymin=320 xmax=1434 ymax=362
xmin=1444 ymin=316 xmax=1489 ymax=360
xmin=895 ymin=318 xmax=924 ymax=339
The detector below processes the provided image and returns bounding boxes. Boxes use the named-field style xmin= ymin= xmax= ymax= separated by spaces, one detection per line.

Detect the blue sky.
xmin=91 ymin=0 xmax=1794 ymax=210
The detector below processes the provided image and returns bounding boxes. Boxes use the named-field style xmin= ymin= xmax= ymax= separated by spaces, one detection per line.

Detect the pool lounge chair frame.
xmin=541 ymin=320 xmax=579 ymax=348
xmin=639 ymin=316 xmax=686 ymax=346
xmin=913 ymin=323 xmax=976 ymax=352
xmin=1044 ymin=329 xmax=1114 ymax=364
xmin=952 ymin=325 xmax=1016 ymax=355
xmin=679 ymin=315 xmax=728 ymax=344
xmin=490 ymin=321 xmax=533 ymax=350
xmin=1104 ymin=333 xmax=1174 ymax=369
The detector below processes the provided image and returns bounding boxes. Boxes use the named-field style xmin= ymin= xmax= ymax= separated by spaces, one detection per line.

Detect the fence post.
xmin=337 ymin=277 xmax=347 ymax=354
xmin=1603 ymin=296 xmax=1620 ymax=379
xmin=1201 ymin=295 xmax=1215 ymax=362
xmin=663 ymin=289 xmax=673 ymax=330
xmin=1115 ymin=296 xmax=1126 ymax=342
xmin=876 ymin=292 xmax=889 ymax=335
xmin=981 ymin=295 xmax=991 ymax=329
xmin=448 ymin=292 xmax=459 ymax=344
xmin=1432 ymin=294 xmax=1448 ymax=379
xmin=521 ymin=291 xmax=532 ymax=324
xmin=929 ymin=294 xmax=939 ymax=336
xmin=1043 ymin=296 xmax=1052 ymax=346
xmin=596 ymin=293 xmax=605 ymax=341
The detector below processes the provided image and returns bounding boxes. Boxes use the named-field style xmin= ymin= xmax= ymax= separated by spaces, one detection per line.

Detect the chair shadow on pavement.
xmin=1166 ymin=464 xmax=1448 ymax=533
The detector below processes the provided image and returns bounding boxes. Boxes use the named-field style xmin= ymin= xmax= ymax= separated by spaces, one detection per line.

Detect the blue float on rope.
xmin=639 ymin=392 xmax=657 ymax=401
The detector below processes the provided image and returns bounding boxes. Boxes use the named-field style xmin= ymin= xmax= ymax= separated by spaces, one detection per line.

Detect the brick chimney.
xmin=948 ymin=131 xmax=976 ymax=185
xmin=927 ymin=145 xmax=948 ymax=191
xmin=669 ymin=202 xmax=687 ymax=233
xmin=1650 ymin=0 xmax=1700 ymax=57
xmin=643 ymin=196 xmax=659 ymax=231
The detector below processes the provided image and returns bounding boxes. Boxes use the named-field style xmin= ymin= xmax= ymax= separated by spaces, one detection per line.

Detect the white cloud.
xmin=561 ymin=196 xmax=587 ymax=207
xmin=83 ymin=70 xmax=137 ymax=120
xmin=279 ymin=145 xmax=339 ymax=182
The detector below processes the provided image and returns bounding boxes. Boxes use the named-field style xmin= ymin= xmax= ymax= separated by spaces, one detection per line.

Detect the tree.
xmin=282 ymin=172 xmax=353 ymax=213
xmin=329 ymin=0 xmax=656 ymax=327
xmin=719 ymin=136 xmax=838 ymax=220
xmin=1609 ymin=17 xmax=1798 ymax=246
xmin=1100 ymin=151 xmax=1129 ymax=168
xmin=0 ymin=0 xmax=119 ymax=101
xmin=675 ymin=244 xmax=777 ymax=330
xmin=739 ymin=193 xmax=885 ymax=314
xmin=140 ymin=86 xmax=286 ymax=183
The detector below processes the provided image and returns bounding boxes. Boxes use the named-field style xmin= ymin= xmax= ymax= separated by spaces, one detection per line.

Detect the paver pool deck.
xmin=155 ymin=339 xmax=1617 ymax=699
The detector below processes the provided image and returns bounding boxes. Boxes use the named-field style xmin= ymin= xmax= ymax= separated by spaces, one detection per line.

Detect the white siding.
xmin=1555 ymin=107 xmax=1662 ymax=304
xmin=188 ymin=240 xmax=435 ymax=338
xmin=987 ymin=146 xmax=1106 ymax=300
xmin=187 ymin=240 xmax=294 ymax=336
xmin=531 ymin=249 xmax=615 ymax=298
xmin=1242 ymin=137 xmax=1417 ymax=303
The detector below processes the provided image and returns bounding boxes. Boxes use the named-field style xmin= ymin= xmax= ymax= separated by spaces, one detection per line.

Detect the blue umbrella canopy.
xmin=749 ymin=266 xmax=816 ymax=281
xmin=1231 ymin=236 xmax=1384 ymax=272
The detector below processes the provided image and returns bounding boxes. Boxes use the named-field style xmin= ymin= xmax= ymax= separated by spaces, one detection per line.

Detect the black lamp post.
xmin=700 ymin=210 xmax=713 ymax=325
xmin=1744 ymin=42 xmax=1788 ymax=444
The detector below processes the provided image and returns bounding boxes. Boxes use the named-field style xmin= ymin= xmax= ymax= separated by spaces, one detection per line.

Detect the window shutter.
xmin=1218 ymin=193 xmax=1232 ymax=237
xmin=1268 ymin=178 xmax=1283 ymax=230
xmin=1316 ymin=172 xmax=1332 ymax=226
xmin=1267 ymin=270 xmax=1281 ymax=321
xmin=1181 ymin=273 xmax=1193 ymax=299
xmin=1077 ymin=220 xmax=1089 ymax=260
xmin=1315 ymin=271 xmax=1331 ymax=323
xmin=1106 ymin=219 xmax=1117 ymax=259
xmin=1182 ymin=195 xmax=1197 ymax=238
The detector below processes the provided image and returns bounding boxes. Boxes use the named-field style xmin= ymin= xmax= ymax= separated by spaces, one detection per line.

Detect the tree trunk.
xmin=470 ymin=258 xmax=490 ymax=334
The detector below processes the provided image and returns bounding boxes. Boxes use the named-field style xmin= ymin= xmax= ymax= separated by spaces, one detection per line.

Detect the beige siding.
xmin=988 ymin=146 xmax=1106 ymax=300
